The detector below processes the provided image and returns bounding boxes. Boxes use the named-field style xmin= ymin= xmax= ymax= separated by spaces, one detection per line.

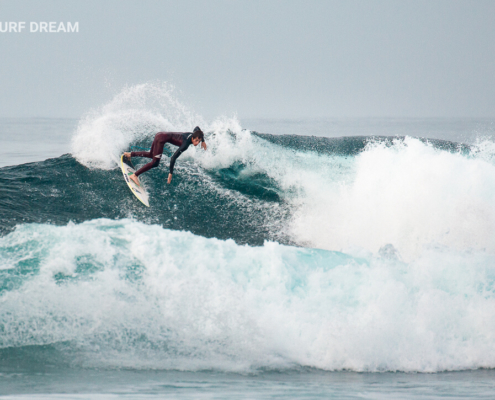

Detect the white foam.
xmin=1 ymin=219 xmax=495 ymax=372
xmin=283 ymin=137 xmax=495 ymax=260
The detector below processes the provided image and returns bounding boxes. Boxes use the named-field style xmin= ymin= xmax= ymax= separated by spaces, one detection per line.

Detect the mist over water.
xmin=2 ymin=83 xmax=495 ymax=381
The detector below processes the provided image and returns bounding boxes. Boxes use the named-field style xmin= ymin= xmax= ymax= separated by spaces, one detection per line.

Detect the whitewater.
xmin=2 ymin=83 xmax=495 ymax=398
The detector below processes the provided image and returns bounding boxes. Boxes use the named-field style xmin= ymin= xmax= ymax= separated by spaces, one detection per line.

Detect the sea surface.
xmin=1 ymin=84 xmax=495 ymax=399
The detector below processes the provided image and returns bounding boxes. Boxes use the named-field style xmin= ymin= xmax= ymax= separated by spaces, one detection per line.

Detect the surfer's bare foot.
xmin=129 ymin=174 xmax=140 ymax=186
xmin=124 ymin=152 xmax=131 ymax=159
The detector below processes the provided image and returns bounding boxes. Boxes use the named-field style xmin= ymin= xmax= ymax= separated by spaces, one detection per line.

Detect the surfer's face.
xmin=192 ymin=137 xmax=201 ymax=146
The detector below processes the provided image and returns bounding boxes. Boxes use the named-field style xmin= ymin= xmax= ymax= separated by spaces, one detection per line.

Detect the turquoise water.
xmin=2 ymin=84 xmax=495 ymax=398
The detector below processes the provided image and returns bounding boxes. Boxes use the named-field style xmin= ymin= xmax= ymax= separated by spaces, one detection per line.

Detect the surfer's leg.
xmin=130 ymin=150 xmax=153 ymax=158
xmin=129 ymin=133 xmax=170 ymax=186
xmin=134 ymin=139 xmax=166 ymax=177
xmin=129 ymin=132 xmax=168 ymax=159
xmin=134 ymin=157 xmax=161 ymax=177
xmin=130 ymin=158 xmax=160 ymax=185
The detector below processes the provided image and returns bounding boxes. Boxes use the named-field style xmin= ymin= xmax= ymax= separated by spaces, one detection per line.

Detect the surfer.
xmin=124 ymin=127 xmax=207 ymax=185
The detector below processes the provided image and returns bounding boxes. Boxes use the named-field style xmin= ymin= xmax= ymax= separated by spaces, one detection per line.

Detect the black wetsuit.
xmin=130 ymin=132 xmax=203 ymax=177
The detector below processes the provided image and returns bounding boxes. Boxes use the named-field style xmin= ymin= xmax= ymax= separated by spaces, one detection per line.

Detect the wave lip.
xmin=1 ymin=219 xmax=495 ymax=373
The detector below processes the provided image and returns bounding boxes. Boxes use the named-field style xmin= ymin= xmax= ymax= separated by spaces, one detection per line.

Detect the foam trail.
xmin=1 ymin=219 xmax=495 ymax=372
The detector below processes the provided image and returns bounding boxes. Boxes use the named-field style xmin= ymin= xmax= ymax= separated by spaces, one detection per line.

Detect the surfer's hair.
xmin=192 ymin=126 xmax=204 ymax=141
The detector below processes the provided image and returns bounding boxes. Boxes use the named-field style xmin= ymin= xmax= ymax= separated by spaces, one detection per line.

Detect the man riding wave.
xmin=124 ymin=126 xmax=207 ymax=185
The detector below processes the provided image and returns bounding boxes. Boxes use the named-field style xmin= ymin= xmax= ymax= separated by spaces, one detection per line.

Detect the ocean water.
xmin=0 ymin=118 xmax=77 ymax=168
xmin=1 ymin=83 xmax=495 ymax=398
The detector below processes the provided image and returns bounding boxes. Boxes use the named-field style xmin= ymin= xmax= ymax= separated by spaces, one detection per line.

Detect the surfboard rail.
xmin=120 ymin=154 xmax=150 ymax=207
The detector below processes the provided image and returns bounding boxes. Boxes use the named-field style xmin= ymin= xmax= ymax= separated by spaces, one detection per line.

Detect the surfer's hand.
xmin=201 ymin=142 xmax=207 ymax=150
xmin=167 ymin=173 xmax=172 ymax=184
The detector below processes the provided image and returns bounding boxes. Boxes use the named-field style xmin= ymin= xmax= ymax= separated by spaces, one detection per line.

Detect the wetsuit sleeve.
xmin=169 ymin=140 xmax=190 ymax=174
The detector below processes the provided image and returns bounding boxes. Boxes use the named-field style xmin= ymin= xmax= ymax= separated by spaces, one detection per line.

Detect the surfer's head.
xmin=192 ymin=126 xmax=204 ymax=146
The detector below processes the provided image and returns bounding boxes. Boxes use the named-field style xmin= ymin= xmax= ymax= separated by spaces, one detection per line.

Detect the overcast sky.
xmin=1 ymin=0 xmax=494 ymax=119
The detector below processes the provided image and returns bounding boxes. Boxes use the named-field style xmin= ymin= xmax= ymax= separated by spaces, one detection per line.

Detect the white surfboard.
xmin=120 ymin=154 xmax=150 ymax=207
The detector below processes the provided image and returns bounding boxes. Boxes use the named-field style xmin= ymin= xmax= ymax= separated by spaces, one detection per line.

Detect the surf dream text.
xmin=0 ymin=22 xmax=79 ymax=33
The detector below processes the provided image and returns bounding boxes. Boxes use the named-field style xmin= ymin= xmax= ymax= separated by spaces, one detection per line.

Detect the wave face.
xmin=2 ymin=84 xmax=495 ymax=373
xmin=1 ymin=218 xmax=495 ymax=373
xmin=2 ymin=130 xmax=493 ymax=258
xmin=0 ymin=149 xmax=288 ymax=246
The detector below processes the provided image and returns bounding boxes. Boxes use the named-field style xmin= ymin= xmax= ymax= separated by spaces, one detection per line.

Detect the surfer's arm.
xmin=168 ymin=140 xmax=190 ymax=183
xmin=167 ymin=149 xmax=181 ymax=184
xmin=169 ymin=148 xmax=183 ymax=176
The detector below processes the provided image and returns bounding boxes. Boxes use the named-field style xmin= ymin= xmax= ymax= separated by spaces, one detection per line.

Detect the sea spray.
xmin=285 ymin=137 xmax=495 ymax=259
xmin=71 ymin=82 xmax=240 ymax=170
xmin=1 ymin=219 xmax=495 ymax=372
